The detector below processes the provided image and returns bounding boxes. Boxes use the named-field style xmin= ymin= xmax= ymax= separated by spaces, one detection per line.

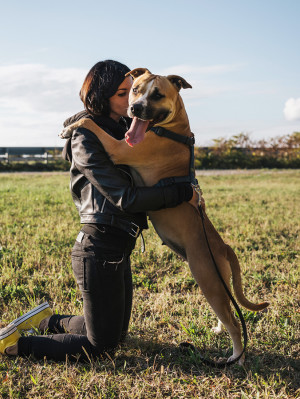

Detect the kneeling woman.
xmin=0 ymin=60 xmax=197 ymax=361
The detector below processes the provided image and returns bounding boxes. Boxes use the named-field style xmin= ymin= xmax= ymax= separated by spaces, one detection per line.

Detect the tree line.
xmin=0 ymin=132 xmax=299 ymax=171
xmin=194 ymin=132 xmax=300 ymax=169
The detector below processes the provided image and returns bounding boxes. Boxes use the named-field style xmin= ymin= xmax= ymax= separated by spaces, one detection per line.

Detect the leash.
xmin=151 ymin=126 xmax=248 ymax=367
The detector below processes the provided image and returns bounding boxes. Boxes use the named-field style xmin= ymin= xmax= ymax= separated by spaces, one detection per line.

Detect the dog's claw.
xmin=59 ymin=127 xmax=72 ymax=139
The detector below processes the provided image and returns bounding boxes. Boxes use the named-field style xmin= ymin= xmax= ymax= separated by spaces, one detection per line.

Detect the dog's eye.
xmin=151 ymin=87 xmax=165 ymax=101
xmin=151 ymin=92 xmax=165 ymax=101
xmin=132 ymin=87 xmax=138 ymax=94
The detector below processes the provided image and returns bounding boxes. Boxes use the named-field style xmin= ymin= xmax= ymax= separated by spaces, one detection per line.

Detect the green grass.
xmin=0 ymin=170 xmax=299 ymax=398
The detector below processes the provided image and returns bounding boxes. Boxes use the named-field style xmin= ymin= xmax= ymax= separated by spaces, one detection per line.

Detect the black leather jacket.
xmin=62 ymin=112 xmax=193 ymax=235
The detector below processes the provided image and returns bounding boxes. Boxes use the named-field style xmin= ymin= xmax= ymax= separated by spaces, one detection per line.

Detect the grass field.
xmin=0 ymin=170 xmax=299 ymax=398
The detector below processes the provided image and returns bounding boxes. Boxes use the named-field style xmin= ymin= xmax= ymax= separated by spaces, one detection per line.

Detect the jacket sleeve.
xmin=71 ymin=128 xmax=193 ymax=213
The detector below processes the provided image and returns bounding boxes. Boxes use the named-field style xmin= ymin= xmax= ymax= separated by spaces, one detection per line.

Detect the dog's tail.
xmin=227 ymin=245 xmax=269 ymax=311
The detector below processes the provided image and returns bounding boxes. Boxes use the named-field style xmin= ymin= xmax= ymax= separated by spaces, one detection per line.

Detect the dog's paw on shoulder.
xmin=59 ymin=127 xmax=72 ymax=139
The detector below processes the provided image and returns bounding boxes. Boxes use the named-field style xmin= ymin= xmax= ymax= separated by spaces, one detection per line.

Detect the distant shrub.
xmin=195 ymin=132 xmax=300 ymax=169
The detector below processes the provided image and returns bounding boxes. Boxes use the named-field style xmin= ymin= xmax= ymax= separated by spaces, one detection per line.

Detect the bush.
xmin=195 ymin=132 xmax=300 ymax=169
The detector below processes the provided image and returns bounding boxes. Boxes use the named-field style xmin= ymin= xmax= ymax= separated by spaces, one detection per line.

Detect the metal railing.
xmin=0 ymin=147 xmax=64 ymax=164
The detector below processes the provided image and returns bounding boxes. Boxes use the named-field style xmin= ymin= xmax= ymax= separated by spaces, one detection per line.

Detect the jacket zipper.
xmin=100 ymin=198 xmax=107 ymax=213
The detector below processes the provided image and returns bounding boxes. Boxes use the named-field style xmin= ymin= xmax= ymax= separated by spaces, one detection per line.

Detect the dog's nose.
xmin=131 ymin=103 xmax=143 ymax=117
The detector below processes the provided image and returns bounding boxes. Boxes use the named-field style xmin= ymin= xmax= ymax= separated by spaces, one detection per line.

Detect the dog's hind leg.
xmin=206 ymin=287 xmax=244 ymax=364
xmin=187 ymin=249 xmax=244 ymax=365
xmin=215 ymin=305 xmax=244 ymax=364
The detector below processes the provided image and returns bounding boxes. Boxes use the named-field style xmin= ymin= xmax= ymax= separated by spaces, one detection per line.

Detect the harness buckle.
xmin=190 ymin=134 xmax=195 ymax=145
xmin=191 ymin=181 xmax=203 ymax=206
xmin=129 ymin=222 xmax=140 ymax=238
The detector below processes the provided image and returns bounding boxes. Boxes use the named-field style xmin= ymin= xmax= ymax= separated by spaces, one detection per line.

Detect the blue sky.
xmin=0 ymin=0 xmax=299 ymax=147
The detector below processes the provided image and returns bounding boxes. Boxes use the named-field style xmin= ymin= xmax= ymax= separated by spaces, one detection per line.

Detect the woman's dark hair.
xmin=79 ymin=60 xmax=130 ymax=116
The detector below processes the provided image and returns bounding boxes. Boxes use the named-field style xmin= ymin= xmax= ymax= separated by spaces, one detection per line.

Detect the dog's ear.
xmin=167 ymin=75 xmax=192 ymax=91
xmin=125 ymin=68 xmax=151 ymax=79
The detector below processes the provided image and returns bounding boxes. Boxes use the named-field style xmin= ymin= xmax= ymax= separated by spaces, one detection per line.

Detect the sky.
xmin=0 ymin=0 xmax=300 ymax=147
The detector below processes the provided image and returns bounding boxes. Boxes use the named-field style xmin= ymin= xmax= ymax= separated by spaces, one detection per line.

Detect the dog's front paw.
xmin=212 ymin=326 xmax=222 ymax=334
xmin=212 ymin=320 xmax=223 ymax=335
xmin=59 ymin=126 xmax=72 ymax=139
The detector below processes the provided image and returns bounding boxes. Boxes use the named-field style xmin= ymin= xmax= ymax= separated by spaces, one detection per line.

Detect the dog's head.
xmin=124 ymin=68 xmax=192 ymax=146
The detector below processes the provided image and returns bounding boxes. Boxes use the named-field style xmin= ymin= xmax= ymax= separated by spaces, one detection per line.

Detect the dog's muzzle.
xmin=130 ymin=103 xmax=144 ymax=118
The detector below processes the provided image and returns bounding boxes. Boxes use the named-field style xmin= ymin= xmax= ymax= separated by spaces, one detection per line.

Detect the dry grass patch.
xmin=0 ymin=170 xmax=299 ymax=398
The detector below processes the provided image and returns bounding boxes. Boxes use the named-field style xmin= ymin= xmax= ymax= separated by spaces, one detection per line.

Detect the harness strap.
xmin=154 ymin=175 xmax=195 ymax=187
xmin=151 ymin=126 xmax=198 ymax=186
xmin=151 ymin=126 xmax=195 ymax=146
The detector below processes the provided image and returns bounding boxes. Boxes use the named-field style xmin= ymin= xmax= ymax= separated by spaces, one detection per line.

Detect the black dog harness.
xmin=150 ymin=126 xmax=199 ymax=188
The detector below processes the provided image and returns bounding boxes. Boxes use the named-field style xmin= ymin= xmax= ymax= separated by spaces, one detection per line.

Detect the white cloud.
xmin=284 ymin=98 xmax=300 ymax=121
xmin=0 ymin=63 xmax=86 ymax=146
xmin=0 ymin=63 xmax=297 ymax=147
xmin=156 ymin=64 xmax=245 ymax=104
xmin=0 ymin=63 xmax=85 ymax=113
xmin=159 ymin=63 xmax=245 ymax=76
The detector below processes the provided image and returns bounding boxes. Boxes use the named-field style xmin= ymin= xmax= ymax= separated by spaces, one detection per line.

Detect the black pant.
xmin=18 ymin=225 xmax=136 ymax=361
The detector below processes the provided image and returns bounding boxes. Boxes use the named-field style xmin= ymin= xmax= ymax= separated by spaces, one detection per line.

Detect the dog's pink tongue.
xmin=125 ymin=117 xmax=149 ymax=147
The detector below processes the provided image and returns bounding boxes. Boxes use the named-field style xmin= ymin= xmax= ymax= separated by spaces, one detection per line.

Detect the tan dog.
xmin=60 ymin=68 xmax=269 ymax=364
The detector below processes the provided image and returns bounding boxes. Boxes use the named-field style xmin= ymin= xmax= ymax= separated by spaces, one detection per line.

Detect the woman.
xmin=0 ymin=60 xmax=198 ymax=361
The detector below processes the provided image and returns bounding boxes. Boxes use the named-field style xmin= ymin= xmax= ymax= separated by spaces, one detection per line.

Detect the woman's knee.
xmin=90 ymin=339 xmax=118 ymax=359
